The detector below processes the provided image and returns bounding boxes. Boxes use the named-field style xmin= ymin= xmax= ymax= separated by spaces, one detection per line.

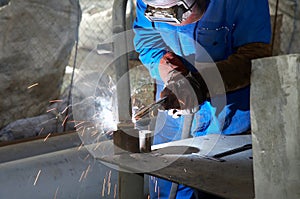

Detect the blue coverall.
xmin=133 ymin=0 xmax=271 ymax=198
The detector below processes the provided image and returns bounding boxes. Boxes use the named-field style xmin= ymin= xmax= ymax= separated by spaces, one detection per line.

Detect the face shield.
xmin=143 ymin=0 xmax=197 ymax=24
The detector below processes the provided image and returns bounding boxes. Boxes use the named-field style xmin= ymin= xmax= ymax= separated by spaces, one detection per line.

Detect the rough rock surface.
xmin=269 ymin=0 xmax=300 ymax=55
xmin=0 ymin=0 xmax=151 ymax=141
xmin=0 ymin=0 xmax=80 ymax=129
xmin=0 ymin=93 xmax=75 ymax=141
xmin=251 ymin=54 xmax=300 ymax=199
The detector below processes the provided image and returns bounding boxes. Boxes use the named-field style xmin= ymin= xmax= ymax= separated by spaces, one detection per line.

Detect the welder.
xmin=133 ymin=0 xmax=272 ymax=198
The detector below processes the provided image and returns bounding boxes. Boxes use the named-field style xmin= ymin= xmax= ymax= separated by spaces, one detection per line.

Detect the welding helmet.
xmin=143 ymin=0 xmax=197 ymax=24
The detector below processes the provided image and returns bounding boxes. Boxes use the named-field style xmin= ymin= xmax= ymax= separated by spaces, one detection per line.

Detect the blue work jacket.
xmin=133 ymin=0 xmax=271 ymax=143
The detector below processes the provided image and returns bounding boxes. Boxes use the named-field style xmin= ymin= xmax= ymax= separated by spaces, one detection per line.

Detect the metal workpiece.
xmin=113 ymin=128 xmax=140 ymax=154
xmin=139 ymin=130 xmax=153 ymax=153
xmin=96 ymin=134 xmax=254 ymax=199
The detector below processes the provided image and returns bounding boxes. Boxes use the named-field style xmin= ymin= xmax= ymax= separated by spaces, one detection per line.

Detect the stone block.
xmin=251 ymin=54 xmax=300 ymax=199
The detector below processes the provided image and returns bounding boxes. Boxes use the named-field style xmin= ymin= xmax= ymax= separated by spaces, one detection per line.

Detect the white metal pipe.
xmin=0 ymin=133 xmax=118 ymax=199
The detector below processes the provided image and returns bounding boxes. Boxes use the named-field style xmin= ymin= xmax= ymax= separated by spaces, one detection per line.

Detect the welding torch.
xmin=134 ymin=96 xmax=168 ymax=121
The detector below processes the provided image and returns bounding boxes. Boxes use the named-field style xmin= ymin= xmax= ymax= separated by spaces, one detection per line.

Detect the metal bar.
xmin=181 ymin=114 xmax=194 ymax=139
xmin=112 ymin=0 xmax=132 ymax=123
xmin=169 ymin=109 xmax=195 ymax=199
xmin=118 ymin=172 xmax=144 ymax=199
xmin=212 ymin=144 xmax=252 ymax=159
xmin=112 ymin=1 xmax=145 ymax=199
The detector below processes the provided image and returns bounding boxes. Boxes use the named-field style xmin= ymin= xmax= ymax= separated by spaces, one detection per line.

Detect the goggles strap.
xmin=181 ymin=0 xmax=197 ymax=11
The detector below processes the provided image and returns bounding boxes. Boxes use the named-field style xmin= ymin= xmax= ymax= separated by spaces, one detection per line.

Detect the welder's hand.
xmin=160 ymin=73 xmax=208 ymax=116
xmin=159 ymin=52 xmax=189 ymax=83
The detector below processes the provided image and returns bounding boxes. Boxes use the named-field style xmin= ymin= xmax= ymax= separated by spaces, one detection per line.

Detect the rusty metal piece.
xmin=113 ymin=124 xmax=140 ymax=154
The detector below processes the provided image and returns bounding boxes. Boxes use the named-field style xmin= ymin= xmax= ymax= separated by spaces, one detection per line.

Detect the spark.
xmin=91 ymin=131 xmax=98 ymax=137
xmin=46 ymin=108 xmax=57 ymax=113
xmin=77 ymin=143 xmax=83 ymax=151
xmin=83 ymin=154 xmax=90 ymax=161
xmin=114 ymin=184 xmax=117 ymax=199
xmin=93 ymin=143 xmax=101 ymax=151
xmin=108 ymin=170 xmax=112 ymax=183
xmin=74 ymin=121 xmax=85 ymax=128
xmin=53 ymin=186 xmax=59 ymax=199
xmin=81 ymin=127 xmax=85 ymax=137
xmin=81 ymin=127 xmax=86 ymax=136
xmin=61 ymin=105 xmax=71 ymax=114
xmin=43 ymin=133 xmax=51 ymax=142
xmin=61 ymin=115 xmax=69 ymax=127
xmin=27 ymin=83 xmax=39 ymax=89
xmin=102 ymin=177 xmax=106 ymax=197
xmin=155 ymin=179 xmax=157 ymax=193
xmin=178 ymin=99 xmax=185 ymax=105
xmin=49 ymin=99 xmax=63 ymax=103
xmin=107 ymin=181 xmax=111 ymax=195
xmin=184 ymin=168 xmax=187 ymax=173
xmin=107 ymin=170 xmax=112 ymax=195
xmin=69 ymin=120 xmax=86 ymax=124
xmin=79 ymin=171 xmax=85 ymax=182
xmin=76 ymin=126 xmax=83 ymax=132
xmin=33 ymin=170 xmax=41 ymax=186
xmin=38 ymin=128 xmax=44 ymax=136
xmin=84 ymin=165 xmax=91 ymax=179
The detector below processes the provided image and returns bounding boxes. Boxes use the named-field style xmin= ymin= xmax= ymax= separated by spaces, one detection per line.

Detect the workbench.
xmin=92 ymin=134 xmax=254 ymax=199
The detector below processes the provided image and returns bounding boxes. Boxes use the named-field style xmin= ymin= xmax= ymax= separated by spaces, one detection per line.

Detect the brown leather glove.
xmin=160 ymin=72 xmax=208 ymax=113
xmin=158 ymin=43 xmax=271 ymax=113
xmin=159 ymin=52 xmax=208 ymax=113
xmin=159 ymin=52 xmax=189 ymax=83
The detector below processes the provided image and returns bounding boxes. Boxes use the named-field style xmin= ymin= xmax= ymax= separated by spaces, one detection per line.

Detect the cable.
xmin=271 ymin=0 xmax=279 ymax=55
xmin=287 ymin=0 xmax=298 ymax=53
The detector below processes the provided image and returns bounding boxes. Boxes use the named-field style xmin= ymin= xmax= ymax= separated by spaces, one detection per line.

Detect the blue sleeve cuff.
xmin=139 ymin=49 xmax=166 ymax=81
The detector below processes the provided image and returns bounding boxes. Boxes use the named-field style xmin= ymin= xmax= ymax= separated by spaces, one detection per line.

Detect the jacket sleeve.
xmin=218 ymin=0 xmax=272 ymax=93
xmin=216 ymin=42 xmax=271 ymax=92
xmin=133 ymin=0 xmax=167 ymax=81
xmin=196 ymin=42 xmax=271 ymax=97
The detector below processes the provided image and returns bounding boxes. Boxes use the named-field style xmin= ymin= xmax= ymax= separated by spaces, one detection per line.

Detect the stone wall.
xmin=269 ymin=0 xmax=300 ymax=55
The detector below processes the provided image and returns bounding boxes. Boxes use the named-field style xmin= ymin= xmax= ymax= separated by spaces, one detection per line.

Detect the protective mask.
xmin=143 ymin=0 xmax=196 ymax=24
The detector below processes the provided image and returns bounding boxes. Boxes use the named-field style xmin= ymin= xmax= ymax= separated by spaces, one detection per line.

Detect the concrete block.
xmin=251 ymin=54 xmax=300 ymax=199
